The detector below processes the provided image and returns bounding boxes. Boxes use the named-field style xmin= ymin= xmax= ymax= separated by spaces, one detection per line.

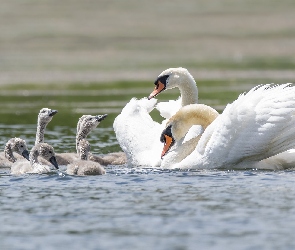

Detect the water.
xmin=1 ymin=81 xmax=295 ymax=249
xmin=2 ymin=166 xmax=295 ymax=250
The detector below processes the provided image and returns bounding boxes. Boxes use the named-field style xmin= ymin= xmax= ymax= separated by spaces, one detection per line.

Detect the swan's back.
xmin=198 ymin=84 xmax=295 ymax=167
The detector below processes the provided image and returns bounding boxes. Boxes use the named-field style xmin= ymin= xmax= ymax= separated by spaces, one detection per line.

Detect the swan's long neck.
xmin=172 ymin=104 xmax=218 ymax=140
xmin=35 ymin=120 xmax=47 ymax=145
xmin=4 ymin=142 xmax=16 ymax=163
xmin=178 ymin=76 xmax=198 ymax=107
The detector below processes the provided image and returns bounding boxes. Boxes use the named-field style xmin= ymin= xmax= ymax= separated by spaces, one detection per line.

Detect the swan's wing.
xmin=201 ymin=84 xmax=295 ymax=166
xmin=156 ymin=98 xmax=182 ymax=119
xmin=113 ymin=98 xmax=163 ymax=167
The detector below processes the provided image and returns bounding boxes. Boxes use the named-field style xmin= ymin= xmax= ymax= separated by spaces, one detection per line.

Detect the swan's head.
xmin=9 ymin=138 xmax=30 ymax=161
xmin=33 ymin=143 xmax=59 ymax=169
xmin=159 ymin=104 xmax=219 ymax=158
xmin=148 ymin=67 xmax=192 ymax=99
xmin=38 ymin=108 xmax=58 ymax=124
xmin=160 ymin=125 xmax=175 ymax=158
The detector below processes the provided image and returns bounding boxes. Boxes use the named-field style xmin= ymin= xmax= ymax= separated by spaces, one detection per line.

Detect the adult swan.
xmin=160 ymin=84 xmax=295 ymax=170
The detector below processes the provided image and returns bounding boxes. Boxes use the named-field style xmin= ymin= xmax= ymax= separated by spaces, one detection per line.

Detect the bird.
xmin=35 ymin=108 xmax=58 ymax=145
xmin=0 ymin=138 xmax=30 ymax=168
xmin=11 ymin=143 xmax=59 ymax=175
xmin=56 ymin=114 xmax=108 ymax=165
xmin=148 ymin=67 xmax=199 ymax=119
xmin=75 ymin=114 xmax=127 ymax=166
xmin=159 ymin=84 xmax=295 ymax=170
xmin=66 ymin=139 xmax=105 ymax=176
xmin=113 ymin=68 xmax=202 ymax=167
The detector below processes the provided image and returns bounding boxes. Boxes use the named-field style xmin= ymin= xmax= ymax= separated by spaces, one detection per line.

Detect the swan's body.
xmin=0 ymin=138 xmax=30 ymax=168
xmin=149 ymin=67 xmax=198 ymax=119
xmin=160 ymin=84 xmax=295 ymax=170
xmin=67 ymin=139 xmax=105 ymax=175
xmin=114 ymin=98 xmax=163 ymax=167
xmin=11 ymin=143 xmax=59 ymax=175
xmin=114 ymin=68 xmax=200 ymax=167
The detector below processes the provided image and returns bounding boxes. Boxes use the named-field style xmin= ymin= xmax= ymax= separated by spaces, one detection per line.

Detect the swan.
xmin=11 ymin=143 xmax=59 ymax=175
xmin=35 ymin=108 xmax=58 ymax=144
xmin=113 ymin=97 xmax=164 ymax=167
xmin=67 ymin=139 xmax=105 ymax=175
xmin=75 ymin=114 xmax=127 ymax=166
xmin=148 ymin=67 xmax=198 ymax=119
xmin=160 ymin=84 xmax=295 ymax=170
xmin=0 ymin=138 xmax=30 ymax=168
xmin=56 ymin=114 xmax=108 ymax=165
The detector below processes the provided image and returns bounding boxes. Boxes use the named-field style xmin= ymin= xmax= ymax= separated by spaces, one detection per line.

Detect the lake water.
xmin=1 ymin=81 xmax=295 ymax=250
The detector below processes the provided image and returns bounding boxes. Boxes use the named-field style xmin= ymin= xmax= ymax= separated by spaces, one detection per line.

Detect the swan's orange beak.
xmin=148 ymin=81 xmax=165 ymax=100
xmin=161 ymin=134 xmax=173 ymax=158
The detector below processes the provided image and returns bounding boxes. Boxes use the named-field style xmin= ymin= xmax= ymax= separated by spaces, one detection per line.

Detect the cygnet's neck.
xmin=35 ymin=120 xmax=47 ymax=145
xmin=4 ymin=142 xmax=16 ymax=163
xmin=29 ymin=148 xmax=40 ymax=167
xmin=76 ymin=128 xmax=91 ymax=154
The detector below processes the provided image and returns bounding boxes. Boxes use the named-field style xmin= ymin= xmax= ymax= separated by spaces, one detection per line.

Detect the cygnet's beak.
xmin=49 ymin=156 xmax=59 ymax=169
xmin=148 ymin=80 xmax=166 ymax=100
xmin=22 ymin=149 xmax=30 ymax=161
xmin=96 ymin=114 xmax=108 ymax=122
xmin=49 ymin=110 xmax=58 ymax=116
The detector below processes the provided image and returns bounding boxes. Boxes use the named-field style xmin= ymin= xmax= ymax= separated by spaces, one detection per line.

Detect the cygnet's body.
xmin=0 ymin=138 xmax=30 ymax=168
xmin=67 ymin=139 xmax=105 ymax=176
xmin=11 ymin=143 xmax=59 ymax=175
xmin=56 ymin=114 xmax=108 ymax=165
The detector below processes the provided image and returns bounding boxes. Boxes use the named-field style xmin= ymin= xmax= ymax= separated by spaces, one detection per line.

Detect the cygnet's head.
xmin=38 ymin=108 xmax=58 ymax=124
xmin=148 ymin=67 xmax=191 ymax=99
xmin=33 ymin=143 xmax=59 ymax=169
xmin=7 ymin=138 xmax=30 ymax=160
xmin=78 ymin=114 xmax=108 ymax=134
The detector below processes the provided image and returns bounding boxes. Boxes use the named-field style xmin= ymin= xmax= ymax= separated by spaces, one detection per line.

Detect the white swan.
xmin=67 ymin=139 xmax=105 ymax=176
xmin=148 ymin=67 xmax=198 ymax=119
xmin=0 ymin=138 xmax=30 ymax=168
xmin=11 ymin=143 xmax=59 ymax=175
xmin=160 ymin=84 xmax=295 ymax=170
xmin=113 ymin=97 xmax=163 ymax=167
xmin=113 ymin=68 xmax=200 ymax=167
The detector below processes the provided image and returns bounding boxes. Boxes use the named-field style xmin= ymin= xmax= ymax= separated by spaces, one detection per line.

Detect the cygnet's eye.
xmin=20 ymin=145 xmax=24 ymax=148
xmin=49 ymin=150 xmax=52 ymax=154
